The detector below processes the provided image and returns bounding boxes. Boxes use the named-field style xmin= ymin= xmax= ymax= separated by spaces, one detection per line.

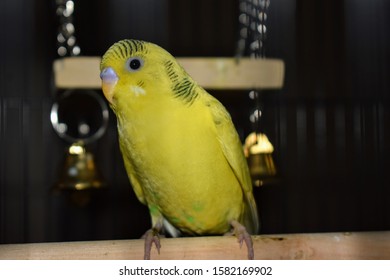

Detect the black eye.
xmin=126 ymin=57 xmax=143 ymax=72
xmin=130 ymin=59 xmax=141 ymax=69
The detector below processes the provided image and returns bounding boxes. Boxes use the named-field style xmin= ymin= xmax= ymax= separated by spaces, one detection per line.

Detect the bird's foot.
xmin=142 ymin=228 xmax=161 ymax=260
xmin=230 ymin=220 xmax=254 ymax=260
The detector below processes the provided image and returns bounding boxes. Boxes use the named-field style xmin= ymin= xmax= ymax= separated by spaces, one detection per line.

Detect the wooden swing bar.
xmin=1 ymin=231 xmax=389 ymax=260
xmin=53 ymin=56 xmax=285 ymax=90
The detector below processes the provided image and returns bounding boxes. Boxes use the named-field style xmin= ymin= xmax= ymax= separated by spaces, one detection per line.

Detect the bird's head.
xmin=100 ymin=39 xmax=179 ymax=108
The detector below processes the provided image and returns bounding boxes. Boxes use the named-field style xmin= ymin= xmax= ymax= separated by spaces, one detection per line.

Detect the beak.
xmin=100 ymin=67 xmax=119 ymax=103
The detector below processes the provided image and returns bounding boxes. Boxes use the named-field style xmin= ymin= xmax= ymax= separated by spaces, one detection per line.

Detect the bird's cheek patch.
xmin=130 ymin=85 xmax=146 ymax=97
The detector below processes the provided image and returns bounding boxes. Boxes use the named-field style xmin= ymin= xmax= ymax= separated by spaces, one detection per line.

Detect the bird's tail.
xmin=242 ymin=191 xmax=260 ymax=234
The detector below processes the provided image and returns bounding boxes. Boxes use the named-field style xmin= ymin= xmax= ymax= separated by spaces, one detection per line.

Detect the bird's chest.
xmin=117 ymin=101 xmax=243 ymax=235
xmin=119 ymin=102 xmax=204 ymax=156
xmin=118 ymin=101 xmax=216 ymax=185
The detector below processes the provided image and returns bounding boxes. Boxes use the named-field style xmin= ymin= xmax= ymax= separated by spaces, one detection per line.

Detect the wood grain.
xmin=53 ymin=56 xmax=285 ymax=90
xmin=0 ymin=231 xmax=388 ymax=260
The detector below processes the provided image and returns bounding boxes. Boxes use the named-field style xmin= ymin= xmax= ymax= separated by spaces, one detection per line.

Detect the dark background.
xmin=0 ymin=0 xmax=389 ymax=244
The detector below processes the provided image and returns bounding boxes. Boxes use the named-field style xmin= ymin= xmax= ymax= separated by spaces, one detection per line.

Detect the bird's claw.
xmin=142 ymin=228 xmax=161 ymax=260
xmin=230 ymin=220 xmax=254 ymax=260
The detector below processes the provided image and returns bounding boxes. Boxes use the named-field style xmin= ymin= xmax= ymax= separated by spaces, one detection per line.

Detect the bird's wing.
xmin=206 ymin=93 xmax=260 ymax=234
xmin=119 ymin=137 xmax=147 ymax=205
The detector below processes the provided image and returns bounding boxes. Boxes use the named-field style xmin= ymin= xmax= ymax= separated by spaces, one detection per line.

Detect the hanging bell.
xmin=54 ymin=142 xmax=106 ymax=206
xmin=50 ymin=89 xmax=109 ymax=206
xmin=244 ymin=132 xmax=278 ymax=187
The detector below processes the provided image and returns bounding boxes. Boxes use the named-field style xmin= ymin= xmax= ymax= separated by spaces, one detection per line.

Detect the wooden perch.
xmin=53 ymin=56 xmax=285 ymax=90
xmin=0 ymin=231 xmax=389 ymax=260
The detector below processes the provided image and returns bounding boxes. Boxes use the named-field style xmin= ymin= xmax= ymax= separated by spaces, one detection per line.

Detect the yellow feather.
xmin=100 ymin=39 xmax=259 ymax=237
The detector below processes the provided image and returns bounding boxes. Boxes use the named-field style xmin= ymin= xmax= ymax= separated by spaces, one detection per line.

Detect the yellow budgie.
xmin=100 ymin=39 xmax=259 ymax=259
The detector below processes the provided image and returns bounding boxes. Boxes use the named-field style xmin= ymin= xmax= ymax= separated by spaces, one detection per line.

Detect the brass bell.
xmin=54 ymin=142 xmax=106 ymax=206
xmin=50 ymin=90 xmax=109 ymax=206
xmin=244 ymin=132 xmax=278 ymax=187
xmin=55 ymin=142 xmax=106 ymax=191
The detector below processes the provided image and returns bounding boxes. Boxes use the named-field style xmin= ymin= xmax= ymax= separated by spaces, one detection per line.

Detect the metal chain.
xmin=56 ymin=0 xmax=81 ymax=57
xmin=237 ymin=0 xmax=270 ymax=59
xmin=237 ymin=0 xmax=271 ymax=134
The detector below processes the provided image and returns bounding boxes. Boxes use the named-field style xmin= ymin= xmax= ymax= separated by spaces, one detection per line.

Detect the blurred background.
xmin=0 ymin=0 xmax=389 ymax=244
